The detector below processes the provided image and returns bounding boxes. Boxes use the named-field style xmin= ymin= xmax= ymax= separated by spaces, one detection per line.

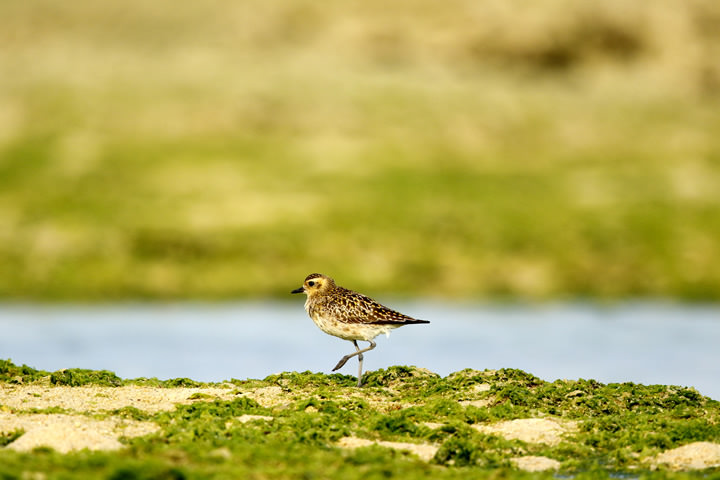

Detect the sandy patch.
xmin=446 ymin=370 xmax=495 ymax=381
xmin=456 ymin=383 xmax=494 ymax=408
xmin=422 ymin=422 xmax=444 ymax=430
xmin=236 ymin=414 xmax=274 ymax=423
xmin=511 ymin=455 xmax=561 ymax=472
xmin=653 ymin=442 xmax=720 ymax=470
xmin=0 ymin=384 xmax=236 ymax=413
xmin=473 ymin=418 xmax=576 ymax=445
xmin=344 ymin=391 xmax=414 ymax=413
xmin=460 ymin=399 xmax=493 ymax=408
xmin=0 ymin=412 xmax=158 ymax=453
xmin=243 ymin=386 xmax=287 ymax=408
xmin=471 ymin=383 xmax=491 ymax=393
xmin=337 ymin=436 xmax=438 ymax=462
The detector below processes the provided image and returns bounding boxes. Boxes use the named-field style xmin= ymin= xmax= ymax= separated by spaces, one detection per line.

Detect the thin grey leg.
xmin=332 ymin=340 xmax=377 ymax=388
xmin=355 ymin=341 xmax=364 ymax=387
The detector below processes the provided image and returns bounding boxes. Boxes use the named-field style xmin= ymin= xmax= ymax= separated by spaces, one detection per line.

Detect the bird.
xmin=291 ymin=273 xmax=430 ymax=387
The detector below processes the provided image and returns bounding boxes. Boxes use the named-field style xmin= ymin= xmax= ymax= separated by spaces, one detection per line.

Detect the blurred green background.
xmin=1 ymin=0 xmax=719 ymax=301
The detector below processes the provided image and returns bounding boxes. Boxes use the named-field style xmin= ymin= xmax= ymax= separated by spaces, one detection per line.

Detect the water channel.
xmin=1 ymin=302 xmax=718 ymax=399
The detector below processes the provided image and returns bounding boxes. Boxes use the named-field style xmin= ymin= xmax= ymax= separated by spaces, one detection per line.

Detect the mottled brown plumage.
xmin=291 ymin=273 xmax=429 ymax=386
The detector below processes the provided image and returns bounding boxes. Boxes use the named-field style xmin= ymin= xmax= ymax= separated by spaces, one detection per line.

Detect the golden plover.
xmin=291 ymin=273 xmax=430 ymax=387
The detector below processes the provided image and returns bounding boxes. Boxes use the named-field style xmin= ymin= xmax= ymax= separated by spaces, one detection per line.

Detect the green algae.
xmin=0 ymin=359 xmax=49 ymax=384
xmin=0 ymin=359 xmax=211 ymax=389
xmin=50 ymin=369 xmax=124 ymax=387
xmin=0 ymin=430 xmax=24 ymax=448
xmin=1 ymin=361 xmax=720 ymax=479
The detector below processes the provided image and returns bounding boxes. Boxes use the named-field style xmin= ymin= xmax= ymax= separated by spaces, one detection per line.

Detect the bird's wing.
xmin=332 ymin=291 xmax=422 ymax=325
xmin=366 ymin=304 xmax=421 ymax=324
xmin=323 ymin=291 xmax=375 ymax=324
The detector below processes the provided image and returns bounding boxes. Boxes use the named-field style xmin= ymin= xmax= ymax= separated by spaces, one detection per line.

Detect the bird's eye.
xmin=308 ymin=281 xmax=315 ymax=287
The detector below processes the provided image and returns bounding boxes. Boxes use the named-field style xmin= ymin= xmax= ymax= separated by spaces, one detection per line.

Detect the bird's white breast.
xmin=308 ymin=308 xmax=394 ymax=341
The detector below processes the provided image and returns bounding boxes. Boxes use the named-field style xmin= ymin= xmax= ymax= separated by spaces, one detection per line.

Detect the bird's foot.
xmin=332 ymin=355 xmax=351 ymax=371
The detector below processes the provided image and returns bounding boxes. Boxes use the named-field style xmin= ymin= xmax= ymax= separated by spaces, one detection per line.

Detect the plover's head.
xmin=291 ymin=273 xmax=335 ymax=296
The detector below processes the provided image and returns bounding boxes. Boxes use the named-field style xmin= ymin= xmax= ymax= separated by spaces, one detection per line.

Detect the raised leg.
xmin=332 ymin=340 xmax=376 ymax=386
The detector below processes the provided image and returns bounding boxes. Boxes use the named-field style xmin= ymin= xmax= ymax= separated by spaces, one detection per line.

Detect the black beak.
xmin=291 ymin=286 xmax=304 ymax=294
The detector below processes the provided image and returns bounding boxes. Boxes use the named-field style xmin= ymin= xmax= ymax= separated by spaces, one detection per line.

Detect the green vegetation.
xmin=1 ymin=0 xmax=720 ymax=300
xmin=0 ymin=360 xmax=48 ymax=384
xmin=1 ymin=361 xmax=720 ymax=478
xmin=0 ymin=430 xmax=24 ymax=448
xmin=0 ymin=359 xmax=206 ymax=388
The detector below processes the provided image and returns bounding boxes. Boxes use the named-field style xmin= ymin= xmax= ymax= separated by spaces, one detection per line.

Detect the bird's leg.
xmin=332 ymin=340 xmax=377 ymax=385
xmin=355 ymin=341 xmax=364 ymax=387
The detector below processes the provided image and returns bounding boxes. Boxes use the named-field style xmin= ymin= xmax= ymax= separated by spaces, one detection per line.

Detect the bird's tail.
xmin=371 ymin=318 xmax=430 ymax=325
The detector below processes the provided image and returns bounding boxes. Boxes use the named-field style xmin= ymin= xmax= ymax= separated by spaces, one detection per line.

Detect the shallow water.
xmin=1 ymin=302 xmax=718 ymax=400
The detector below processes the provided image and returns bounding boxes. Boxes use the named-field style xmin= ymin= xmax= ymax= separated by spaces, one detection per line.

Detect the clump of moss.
xmin=126 ymin=377 xmax=213 ymax=388
xmin=264 ymin=370 xmax=357 ymax=389
xmin=112 ymin=406 xmax=153 ymax=422
xmin=157 ymin=378 xmax=205 ymax=388
xmin=0 ymin=360 xmax=220 ymax=388
xmin=50 ymin=368 xmax=124 ymax=387
xmin=363 ymin=366 xmax=440 ymax=387
xmin=0 ymin=359 xmax=49 ymax=383
xmin=0 ymin=429 xmax=25 ymax=447
xmin=435 ymin=431 xmax=521 ymax=468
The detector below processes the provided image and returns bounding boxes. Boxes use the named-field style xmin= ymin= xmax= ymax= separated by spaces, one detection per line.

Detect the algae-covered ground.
xmin=2 ymin=360 xmax=720 ymax=479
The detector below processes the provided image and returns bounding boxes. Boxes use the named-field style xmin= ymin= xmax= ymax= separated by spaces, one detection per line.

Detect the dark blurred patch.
xmin=131 ymin=230 xmax=221 ymax=261
xmin=466 ymin=14 xmax=647 ymax=72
